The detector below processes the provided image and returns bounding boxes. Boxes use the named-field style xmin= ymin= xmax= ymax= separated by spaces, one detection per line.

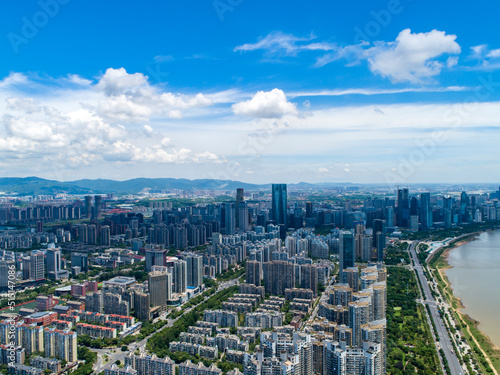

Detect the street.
xmin=409 ymin=241 xmax=464 ymax=375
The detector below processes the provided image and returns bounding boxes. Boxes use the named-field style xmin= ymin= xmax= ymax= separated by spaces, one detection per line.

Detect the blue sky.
xmin=0 ymin=0 xmax=500 ymax=184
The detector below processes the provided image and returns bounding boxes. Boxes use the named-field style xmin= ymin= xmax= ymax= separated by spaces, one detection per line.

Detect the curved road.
xmin=409 ymin=241 xmax=464 ymax=375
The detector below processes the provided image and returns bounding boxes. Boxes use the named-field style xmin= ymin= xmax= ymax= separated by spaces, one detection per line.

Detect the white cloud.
xmin=232 ymin=89 xmax=297 ymax=118
xmin=234 ymin=31 xmax=329 ymax=55
xmin=366 ymin=29 xmax=461 ymax=83
xmin=6 ymin=97 xmax=42 ymax=113
xmin=468 ymin=44 xmax=500 ymax=70
xmin=237 ymin=29 xmax=461 ymax=83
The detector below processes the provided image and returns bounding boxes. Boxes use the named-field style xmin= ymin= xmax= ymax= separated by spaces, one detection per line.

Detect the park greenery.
xmin=386 ymin=267 xmax=442 ymax=374
xmin=146 ymin=285 xmax=239 ymax=357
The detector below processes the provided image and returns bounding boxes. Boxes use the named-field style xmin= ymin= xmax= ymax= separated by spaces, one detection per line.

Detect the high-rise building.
xmin=263 ymin=261 xmax=295 ymax=296
xmin=84 ymin=196 xmax=93 ymax=219
xmin=87 ymin=224 xmax=97 ymax=245
xmin=94 ymin=195 xmax=102 ymax=219
xmin=246 ymin=261 xmax=262 ymax=286
xmin=235 ymin=188 xmax=244 ymax=229
xmin=396 ymin=188 xmax=409 ymax=227
xmin=101 ymin=225 xmax=111 ymax=247
xmin=372 ymin=220 xmax=386 ymax=262
xmin=173 ymin=260 xmax=187 ymax=294
xmin=0 ymin=260 xmax=14 ymax=291
xmin=271 ymin=184 xmax=287 ymax=227
xmin=300 ymin=264 xmax=318 ymax=295
xmin=339 ymin=231 xmax=354 ymax=282
xmin=305 ymin=202 xmax=313 ymax=218
xmin=224 ymin=203 xmax=235 ymax=235
xmin=43 ymin=328 xmax=77 ymax=363
xmin=148 ymin=272 xmax=167 ymax=308
xmin=29 ymin=251 xmax=45 ymax=281
xmin=145 ymin=245 xmax=166 ymax=272
xmin=420 ymin=192 xmax=433 ymax=231
xmin=71 ymin=253 xmax=88 ymax=273
xmin=186 ymin=254 xmax=203 ymax=288
xmin=238 ymin=202 xmax=249 ymax=232
xmin=46 ymin=247 xmax=61 ymax=278
xmin=133 ymin=290 xmax=150 ymax=321
xmin=85 ymin=292 xmax=103 ymax=313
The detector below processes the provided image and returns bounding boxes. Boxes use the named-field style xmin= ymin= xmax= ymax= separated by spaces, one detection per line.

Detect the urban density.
xmin=2 ymin=1 xmax=500 ymax=374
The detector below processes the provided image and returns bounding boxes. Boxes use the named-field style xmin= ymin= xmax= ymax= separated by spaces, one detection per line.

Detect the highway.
xmin=409 ymin=241 xmax=464 ymax=375
xmin=92 ymin=276 xmax=241 ymax=374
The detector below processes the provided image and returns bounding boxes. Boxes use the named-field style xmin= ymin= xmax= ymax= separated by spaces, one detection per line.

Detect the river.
xmin=446 ymin=230 xmax=500 ymax=348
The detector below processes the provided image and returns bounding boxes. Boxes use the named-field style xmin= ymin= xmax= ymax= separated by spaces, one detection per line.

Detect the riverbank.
xmin=429 ymin=234 xmax=500 ymax=374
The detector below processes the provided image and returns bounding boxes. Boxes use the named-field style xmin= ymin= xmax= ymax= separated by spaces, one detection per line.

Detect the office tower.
xmin=29 ymin=251 xmax=45 ymax=281
xmin=263 ymin=261 xmax=295 ymax=296
xmin=173 ymin=259 xmax=187 ymax=294
xmin=420 ymin=193 xmax=433 ymax=231
xmin=238 ymin=202 xmax=249 ymax=232
xmin=305 ymin=202 xmax=313 ymax=218
xmin=36 ymin=221 xmax=43 ymax=233
xmin=300 ymin=264 xmax=318 ymax=295
xmin=224 ymin=203 xmax=235 ymax=235
xmin=43 ymin=328 xmax=77 ymax=363
xmin=339 ymin=231 xmax=354 ymax=282
xmin=145 ymin=245 xmax=166 ymax=272
xmin=246 ymin=260 xmax=262 ymax=286
xmin=71 ymin=253 xmax=88 ymax=273
xmin=133 ymin=289 xmax=150 ymax=321
xmin=385 ymin=206 xmax=395 ymax=228
xmin=148 ymin=272 xmax=167 ymax=307
xmin=46 ymin=247 xmax=61 ymax=277
xmin=85 ymin=292 xmax=103 ymax=313
xmin=235 ymin=188 xmax=244 ymax=229
xmin=87 ymin=224 xmax=97 ymax=245
xmin=271 ymin=184 xmax=287 ymax=227
xmin=94 ymin=195 xmax=102 ymax=219
xmin=84 ymin=196 xmax=93 ymax=219
xmin=372 ymin=220 xmax=386 ymax=262
xmin=186 ymin=254 xmax=203 ymax=288
xmin=396 ymin=188 xmax=409 ymax=227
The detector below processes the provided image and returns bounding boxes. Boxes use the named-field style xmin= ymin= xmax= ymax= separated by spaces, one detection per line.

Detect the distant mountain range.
xmin=0 ymin=177 xmax=354 ymax=196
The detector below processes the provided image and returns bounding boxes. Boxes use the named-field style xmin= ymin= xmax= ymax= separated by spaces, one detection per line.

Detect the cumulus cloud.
xmin=95 ymin=68 xmax=213 ymax=122
xmin=366 ymin=29 xmax=461 ymax=83
xmin=0 ymin=69 xmax=223 ymax=179
xmin=232 ymin=89 xmax=298 ymax=118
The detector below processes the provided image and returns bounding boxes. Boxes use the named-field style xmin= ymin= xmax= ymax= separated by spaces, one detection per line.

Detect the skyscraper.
xmin=186 ymin=254 xmax=203 ymax=288
xmin=271 ymin=184 xmax=287 ymax=227
xmin=372 ymin=219 xmax=386 ymax=262
xmin=30 ymin=251 xmax=45 ymax=281
xmin=173 ymin=259 xmax=187 ymax=294
xmin=339 ymin=231 xmax=355 ymax=282
xmin=71 ymin=253 xmax=88 ymax=273
xmin=235 ymin=188 xmax=244 ymax=229
xmin=420 ymin=192 xmax=433 ymax=231
xmin=84 ymin=196 xmax=93 ymax=219
xmin=148 ymin=272 xmax=167 ymax=307
xmin=46 ymin=247 xmax=61 ymax=277
xmin=238 ymin=202 xmax=249 ymax=232
xmin=396 ymin=188 xmax=409 ymax=228
xmin=94 ymin=195 xmax=102 ymax=219
xmin=101 ymin=225 xmax=111 ymax=246
xmin=224 ymin=203 xmax=235 ymax=235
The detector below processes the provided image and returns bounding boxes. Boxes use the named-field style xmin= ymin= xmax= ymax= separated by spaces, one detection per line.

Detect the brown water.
xmin=446 ymin=230 xmax=500 ymax=347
